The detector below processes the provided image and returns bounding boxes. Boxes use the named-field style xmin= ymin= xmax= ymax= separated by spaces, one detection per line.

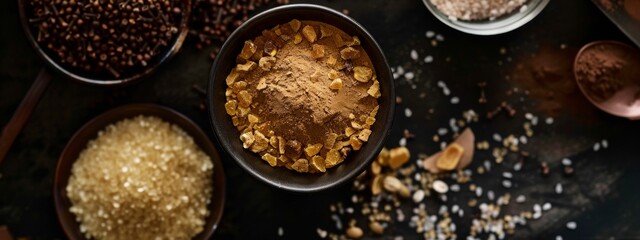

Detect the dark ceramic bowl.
xmin=17 ymin=0 xmax=191 ymax=86
xmin=208 ymin=4 xmax=395 ymax=192
xmin=54 ymin=104 xmax=225 ymax=239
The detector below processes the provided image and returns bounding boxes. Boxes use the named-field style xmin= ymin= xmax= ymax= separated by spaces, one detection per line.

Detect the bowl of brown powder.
xmin=54 ymin=104 xmax=225 ymax=239
xmin=423 ymin=0 xmax=550 ymax=35
xmin=208 ymin=4 xmax=394 ymax=192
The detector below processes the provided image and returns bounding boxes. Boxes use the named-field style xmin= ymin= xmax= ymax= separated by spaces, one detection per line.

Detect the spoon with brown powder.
xmin=574 ymin=40 xmax=640 ymax=119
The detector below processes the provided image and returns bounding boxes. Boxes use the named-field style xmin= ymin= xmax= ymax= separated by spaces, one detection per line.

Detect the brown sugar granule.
xmin=224 ymin=20 xmax=380 ymax=173
xmin=66 ymin=116 xmax=214 ymax=240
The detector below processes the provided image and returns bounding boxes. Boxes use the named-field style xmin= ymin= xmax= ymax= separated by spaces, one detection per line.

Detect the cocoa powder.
xmin=246 ymin=21 xmax=377 ymax=143
xmin=510 ymin=47 xmax=595 ymax=117
xmin=575 ymin=42 xmax=640 ymax=102
xmin=624 ymin=0 xmax=640 ymax=21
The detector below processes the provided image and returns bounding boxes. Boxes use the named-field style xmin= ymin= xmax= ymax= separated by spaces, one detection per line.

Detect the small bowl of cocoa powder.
xmin=207 ymin=4 xmax=394 ymax=192
xmin=574 ymin=40 xmax=640 ymax=119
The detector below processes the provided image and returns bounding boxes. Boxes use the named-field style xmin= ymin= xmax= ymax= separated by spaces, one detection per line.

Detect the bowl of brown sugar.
xmin=208 ymin=4 xmax=394 ymax=192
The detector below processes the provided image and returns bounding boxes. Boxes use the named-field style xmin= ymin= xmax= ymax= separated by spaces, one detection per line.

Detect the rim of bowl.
xmin=53 ymin=103 xmax=225 ymax=239
xmin=422 ymin=0 xmax=550 ymax=35
xmin=17 ymin=0 xmax=192 ymax=86
xmin=208 ymin=4 xmax=395 ymax=192
xmin=574 ymin=40 xmax=640 ymax=119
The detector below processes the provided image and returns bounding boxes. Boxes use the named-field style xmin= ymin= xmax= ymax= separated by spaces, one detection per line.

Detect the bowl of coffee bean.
xmin=18 ymin=0 xmax=191 ymax=85
xmin=208 ymin=4 xmax=395 ymax=192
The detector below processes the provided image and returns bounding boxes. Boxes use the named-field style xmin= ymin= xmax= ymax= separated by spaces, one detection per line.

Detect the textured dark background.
xmin=2 ymin=0 xmax=640 ymax=239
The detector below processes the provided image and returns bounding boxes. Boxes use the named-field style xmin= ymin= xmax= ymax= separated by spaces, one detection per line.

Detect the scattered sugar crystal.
xmin=404 ymin=72 xmax=415 ymax=80
xmin=405 ymin=108 xmax=413 ymax=118
xmin=426 ymin=31 xmax=435 ymax=38
xmin=410 ymin=50 xmax=418 ymax=60
xmin=424 ymin=55 xmax=434 ymax=63
xmin=555 ymin=183 xmax=563 ymax=194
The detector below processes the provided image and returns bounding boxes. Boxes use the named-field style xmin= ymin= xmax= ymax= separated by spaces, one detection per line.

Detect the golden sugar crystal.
xmin=237 ymin=106 xmax=250 ymax=117
xmin=234 ymin=81 xmax=247 ymax=90
xmin=262 ymin=153 xmax=278 ymax=167
xmin=259 ymin=56 xmax=276 ymax=71
xmin=389 ymin=147 xmax=410 ymax=169
xmin=304 ymin=143 xmax=323 ymax=157
xmin=367 ymin=80 xmax=381 ymax=98
xmin=328 ymin=69 xmax=339 ymax=79
xmin=325 ymin=149 xmax=341 ymax=168
xmin=226 ymin=68 xmax=240 ymax=86
xmin=353 ymin=66 xmax=373 ymax=82
xmin=289 ymin=19 xmax=301 ymax=32
xmin=358 ymin=129 xmax=372 ymax=142
xmin=256 ymin=78 xmax=267 ymax=90
xmin=247 ymin=114 xmax=259 ymax=124
xmin=302 ymin=25 xmax=317 ymax=43
xmin=324 ymin=133 xmax=338 ymax=149
xmin=345 ymin=127 xmax=356 ymax=137
xmin=340 ymin=47 xmax=360 ymax=60
xmin=329 ymin=79 xmax=343 ymax=90
xmin=327 ymin=56 xmax=337 ymax=65
xmin=311 ymin=44 xmax=325 ymax=59
xmin=237 ymin=61 xmax=257 ymax=72
xmin=291 ymin=159 xmax=309 ymax=173
xmin=239 ymin=132 xmax=255 ymax=149
xmin=250 ymin=130 xmax=269 ymax=153
xmin=237 ymin=90 xmax=252 ymax=107
xmin=225 ymin=100 xmax=237 ymax=115
xmin=239 ymin=40 xmax=257 ymax=59
xmin=377 ymin=147 xmax=390 ymax=166
xmin=350 ymin=135 xmax=363 ymax=150
xmin=310 ymin=155 xmax=326 ymax=173
xmin=277 ymin=136 xmax=285 ymax=154
xmin=348 ymin=36 xmax=361 ymax=46
xmin=293 ymin=33 xmax=302 ymax=44
xmin=369 ymin=106 xmax=379 ymax=117
xmin=333 ymin=34 xmax=345 ymax=47
xmin=320 ymin=25 xmax=333 ymax=39
xmin=365 ymin=116 xmax=376 ymax=126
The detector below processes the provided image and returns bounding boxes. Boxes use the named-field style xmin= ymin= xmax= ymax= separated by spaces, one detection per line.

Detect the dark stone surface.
xmin=1 ymin=0 xmax=640 ymax=239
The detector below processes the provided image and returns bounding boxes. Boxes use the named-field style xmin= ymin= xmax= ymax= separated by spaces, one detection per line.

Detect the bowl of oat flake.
xmin=208 ymin=4 xmax=395 ymax=192
xmin=423 ymin=0 xmax=550 ymax=35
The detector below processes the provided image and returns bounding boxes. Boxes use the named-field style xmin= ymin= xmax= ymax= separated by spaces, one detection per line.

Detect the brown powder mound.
xmin=246 ymin=23 xmax=377 ymax=144
xmin=510 ymin=47 xmax=595 ymax=117
xmin=625 ymin=0 xmax=640 ymax=21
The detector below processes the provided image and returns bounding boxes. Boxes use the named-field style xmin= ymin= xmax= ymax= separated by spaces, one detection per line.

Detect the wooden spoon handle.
xmin=0 ymin=69 xmax=52 ymax=164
